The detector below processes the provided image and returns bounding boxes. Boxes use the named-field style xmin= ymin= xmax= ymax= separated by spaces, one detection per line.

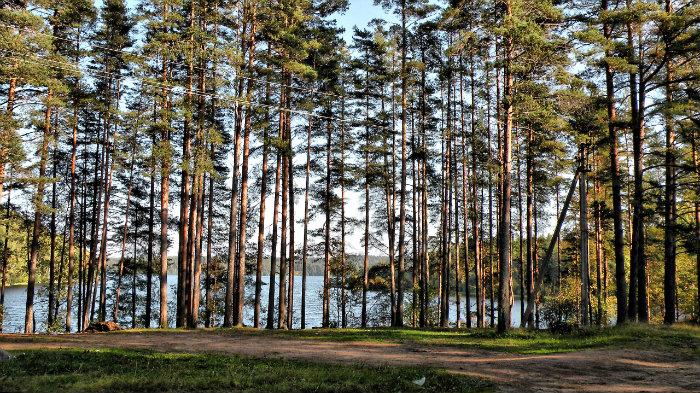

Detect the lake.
xmin=1 ymin=275 xmax=526 ymax=332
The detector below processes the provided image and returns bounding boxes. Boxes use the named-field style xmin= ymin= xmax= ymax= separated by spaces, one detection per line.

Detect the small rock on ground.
xmin=0 ymin=349 xmax=13 ymax=361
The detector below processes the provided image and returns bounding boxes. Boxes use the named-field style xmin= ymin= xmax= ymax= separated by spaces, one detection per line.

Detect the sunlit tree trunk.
xmin=235 ymin=3 xmax=257 ymax=327
xmin=266 ymin=150 xmax=282 ymax=329
xmin=225 ymin=14 xmax=249 ymax=328
xmin=301 ymin=116 xmax=312 ymax=329
xmin=254 ymin=78 xmax=271 ymax=329
xmin=497 ymin=0 xmax=514 ymax=332
xmin=65 ymin=105 xmax=79 ymax=332
xmin=158 ymin=5 xmax=172 ymax=327
xmin=25 ymin=91 xmax=52 ymax=333
xmin=113 ymin=156 xmax=135 ymax=322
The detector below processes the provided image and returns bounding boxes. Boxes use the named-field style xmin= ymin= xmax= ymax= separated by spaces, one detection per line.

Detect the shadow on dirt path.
xmin=1 ymin=330 xmax=697 ymax=392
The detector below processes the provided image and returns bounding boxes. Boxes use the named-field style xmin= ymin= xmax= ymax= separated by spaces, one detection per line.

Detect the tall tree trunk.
xmin=594 ymin=162 xmax=604 ymax=325
xmin=454 ymin=125 xmax=461 ymax=328
xmin=65 ymin=107 xmax=79 ymax=332
xmin=525 ymin=128 xmax=534 ymax=328
xmin=411 ymin=114 xmax=419 ymax=327
xmin=254 ymin=88 xmax=270 ymax=329
xmin=579 ymin=147 xmax=590 ymax=326
xmin=339 ymin=97 xmax=347 ymax=328
xmin=516 ymin=131 xmax=525 ymax=323
xmin=469 ymin=56 xmax=484 ymax=328
xmin=177 ymin=2 xmax=196 ymax=328
xmin=362 ymin=85 xmax=371 ymax=327
xmin=225 ymin=15 xmax=249 ymax=328
xmin=497 ymin=1 xmax=514 ymax=332
xmin=396 ymin=0 xmax=409 ymax=328
xmin=322 ymin=114 xmax=332 ymax=328
xmin=146 ymin=137 xmax=155 ymax=328
xmin=48 ymin=127 xmax=57 ymax=327
xmin=266 ymin=150 xmax=282 ymax=329
xmin=113 ymin=157 xmax=135 ymax=322
xmin=278 ymin=99 xmax=289 ymax=330
xmin=54 ymin=210 xmax=68 ymax=323
xmin=602 ymin=0 xmax=626 ymax=325
xmin=459 ymin=82 xmax=471 ymax=329
xmin=1 ymin=183 xmax=12 ymax=333
xmin=286 ymin=82 xmax=295 ymax=330
xmin=486 ymin=67 xmax=495 ymax=329
xmin=205 ymin=146 xmax=215 ymax=328
xmin=662 ymin=0 xmax=676 ymax=324
xmin=625 ymin=0 xmax=639 ymax=322
xmin=159 ymin=9 xmax=172 ymax=327
xmin=0 ymin=76 xmax=16 ymax=332
xmin=418 ymin=48 xmax=428 ymax=327
xmin=0 ymin=76 xmax=17 ymax=201
xmin=631 ymin=23 xmax=648 ymax=323
xmin=301 ymin=116 xmax=312 ymax=329
xmin=691 ymin=130 xmax=700 ymax=320
xmin=98 ymin=79 xmax=121 ymax=322
xmin=235 ymin=4 xmax=257 ymax=327
xmin=131 ymin=209 xmax=139 ymax=328
xmin=25 ymin=92 xmax=52 ymax=333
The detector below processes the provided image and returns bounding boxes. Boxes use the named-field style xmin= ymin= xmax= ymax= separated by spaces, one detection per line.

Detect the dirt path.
xmin=1 ymin=330 xmax=697 ymax=392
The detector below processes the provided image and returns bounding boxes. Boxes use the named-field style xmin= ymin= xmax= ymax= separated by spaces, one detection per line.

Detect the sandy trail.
xmin=1 ymin=330 xmax=697 ymax=393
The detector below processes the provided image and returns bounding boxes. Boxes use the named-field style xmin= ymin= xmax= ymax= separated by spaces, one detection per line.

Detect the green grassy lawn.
xmin=215 ymin=323 xmax=700 ymax=355
xmin=0 ymin=348 xmax=491 ymax=393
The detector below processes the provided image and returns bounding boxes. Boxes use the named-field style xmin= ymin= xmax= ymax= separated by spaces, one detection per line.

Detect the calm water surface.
xmin=1 ymin=275 xmax=524 ymax=332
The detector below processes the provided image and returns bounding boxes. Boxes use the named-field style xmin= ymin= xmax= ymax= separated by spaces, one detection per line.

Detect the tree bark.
xmin=65 ymin=106 xmax=79 ymax=332
xmin=113 ymin=156 xmax=135 ymax=322
xmin=601 ymin=0 xmax=627 ymax=325
xmin=25 ymin=92 xmax=52 ymax=333
xmin=469 ymin=56 xmax=484 ymax=328
xmin=497 ymin=1 xmax=514 ymax=332
xmin=266 ymin=149 xmax=282 ymax=329
xmin=579 ymin=147 xmax=590 ymax=326
xmin=301 ymin=116 xmax=311 ymax=329
xmin=235 ymin=4 xmax=257 ymax=327
xmin=662 ymin=0 xmax=676 ymax=325
xmin=225 ymin=15 xmax=248 ymax=328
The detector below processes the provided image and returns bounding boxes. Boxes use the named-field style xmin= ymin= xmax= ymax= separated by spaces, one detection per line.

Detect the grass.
xmin=215 ymin=323 xmax=700 ymax=355
xmin=0 ymin=348 xmax=492 ymax=393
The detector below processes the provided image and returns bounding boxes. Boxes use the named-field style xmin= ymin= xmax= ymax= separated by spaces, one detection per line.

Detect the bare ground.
xmin=1 ymin=330 xmax=698 ymax=393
